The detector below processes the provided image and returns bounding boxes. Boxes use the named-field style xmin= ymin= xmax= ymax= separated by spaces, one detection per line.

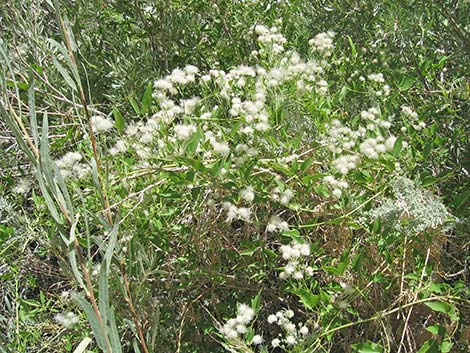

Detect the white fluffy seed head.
xmin=252 ymin=335 xmax=263 ymax=345
xmin=267 ymin=314 xmax=278 ymax=323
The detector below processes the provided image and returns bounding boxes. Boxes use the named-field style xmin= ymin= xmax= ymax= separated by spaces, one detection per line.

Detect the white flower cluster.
xmin=223 ymin=202 xmax=252 ymax=223
xmin=54 ymin=311 xmax=79 ymax=328
xmin=233 ymin=144 xmax=258 ymax=165
xmin=360 ymin=107 xmax=391 ymax=130
xmin=174 ymin=123 xmax=197 ymax=140
xmin=401 ymin=105 xmax=418 ymax=119
xmin=210 ymin=139 xmax=230 ymax=156
xmin=331 ymin=154 xmax=360 ymax=175
xmin=229 ymin=95 xmax=270 ymax=134
xmin=270 ymin=187 xmax=294 ymax=205
xmin=101 ymin=22 xmax=334 ymax=209
xmin=108 ymin=22 xmax=332 ymax=170
xmin=153 ymin=65 xmax=199 ymax=94
xmin=254 ymin=24 xmax=287 ymax=55
xmin=267 ymin=309 xmax=309 ymax=348
xmin=263 ymin=52 xmax=324 ymax=89
xmin=324 ymin=119 xmax=361 ymax=153
xmin=12 ymin=178 xmax=31 ymax=194
xmin=367 ymin=73 xmax=385 ymax=83
xmin=109 ymin=139 xmax=127 ymax=156
xmin=266 ymin=215 xmax=289 ymax=233
xmin=279 ymin=240 xmax=313 ymax=280
xmin=309 ymin=31 xmax=335 ymax=53
xmin=181 ymin=96 xmax=200 ymax=115
xmin=362 ymin=72 xmax=390 ymax=96
xmin=359 ymin=135 xmax=399 ymax=159
xmin=321 ymin=105 xmax=407 ymax=182
xmin=90 ymin=115 xmax=114 ymax=133
xmin=239 ymin=186 xmax=255 ymax=203
xmin=323 ymin=175 xmax=349 ymax=198
xmin=401 ymin=105 xmax=426 ymax=130
xmin=220 ymin=303 xmax=256 ymax=339
xmin=56 ymin=152 xmax=90 ymax=179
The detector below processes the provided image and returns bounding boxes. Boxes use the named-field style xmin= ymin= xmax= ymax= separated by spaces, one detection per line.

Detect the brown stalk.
xmin=73 ymin=235 xmax=114 ymax=353
xmin=56 ymin=14 xmax=113 ymax=225
xmin=9 ymin=105 xmax=39 ymax=160
xmin=121 ymin=260 xmax=150 ymax=353
xmin=53 ymin=7 xmax=150 ymax=353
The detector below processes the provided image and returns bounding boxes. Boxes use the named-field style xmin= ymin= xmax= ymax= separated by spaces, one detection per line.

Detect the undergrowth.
xmin=0 ymin=1 xmax=469 ymax=353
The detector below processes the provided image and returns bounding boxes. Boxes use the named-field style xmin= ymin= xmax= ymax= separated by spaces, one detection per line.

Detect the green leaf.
xmin=422 ymin=142 xmax=432 ymax=160
xmin=314 ymin=184 xmax=330 ymax=198
xmin=425 ymin=325 xmax=445 ymax=336
xmin=128 ymin=96 xmax=140 ymax=114
xmin=347 ymin=36 xmax=356 ymax=57
xmin=399 ymin=75 xmax=415 ymax=91
xmin=185 ymin=128 xmax=202 ymax=154
xmin=52 ymin=58 xmax=77 ymax=92
xmin=290 ymin=288 xmax=319 ymax=310
xmin=301 ymin=157 xmax=315 ymax=172
xmin=47 ymin=39 xmax=81 ymax=89
xmin=0 ymin=225 xmax=15 ymax=242
xmin=50 ymin=156 xmax=75 ymax=221
xmin=28 ymin=75 xmax=39 ymax=147
xmin=428 ymin=282 xmax=443 ymax=294
xmin=302 ymin=174 xmax=325 ymax=185
xmin=68 ymin=218 xmax=86 ymax=290
xmin=177 ymin=157 xmax=206 ymax=173
xmin=72 ymin=294 xmax=109 ymax=352
xmin=98 ymin=262 xmax=110 ymax=327
xmin=421 ymin=174 xmax=437 ymax=187
xmin=0 ymin=101 xmax=37 ymax=163
xmin=132 ymin=340 xmax=142 ymax=353
xmin=352 ymin=251 xmax=363 ymax=271
xmin=392 ymin=136 xmax=403 ymax=157
xmin=113 ymin=106 xmax=125 ymax=133
xmin=323 ymin=264 xmax=345 ymax=275
xmin=281 ymin=229 xmax=302 ymax=242
xmin=251 ymin=290 xmax=262 ymax=313
xmin=108 ymin=306 xmax=122 ymax=353
xmin=416 ymin=339 xmax=439 ymax=353
xmin=451 ymin=189 xmax=470 ymax=211
xmin=141 ymin=81 xmax=153 ymax=114
xmin=352 ymin=341 xmax=383 ymax=353
xmin=36 ymin=175 xmax=61 ymax=224
xmin=424 ymin=301 xmax=452 ymax=314
xmin=440 ymin=341 xmax=453 ymax=353
xmin=404 ymin=273 xmax=419 ymax=281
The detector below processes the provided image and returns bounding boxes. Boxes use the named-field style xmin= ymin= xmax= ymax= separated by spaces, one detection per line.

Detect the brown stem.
xmin=10 ymin=106 xmax=39 ymax=160
xmin=56 ymin=14 xmax=113 ymax=224
xmin=71 ymin=223 xmax=113 ymax=353
xmin=121 ymin=260 xmax=150 ymax=353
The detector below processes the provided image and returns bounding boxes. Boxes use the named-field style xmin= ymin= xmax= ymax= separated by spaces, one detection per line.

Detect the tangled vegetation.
xmin=0 ymin=1 xmax=469 ymax=353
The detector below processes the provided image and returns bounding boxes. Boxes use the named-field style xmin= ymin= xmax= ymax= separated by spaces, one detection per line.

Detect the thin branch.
xmin=121 ymin=260 xmax=150 ymax=353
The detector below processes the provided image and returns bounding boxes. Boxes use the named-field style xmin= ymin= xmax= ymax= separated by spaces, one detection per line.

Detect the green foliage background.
xmin=0 ymin=1 xmax=469 ymax=353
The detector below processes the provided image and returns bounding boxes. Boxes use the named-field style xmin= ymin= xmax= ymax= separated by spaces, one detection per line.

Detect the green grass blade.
xmin=72 ymin=293 xmax=109 ymax=353
xmin=108 ymin=306 xmax=122 ymax=353
xmin=28 ymin=75 xmax=39 ymax=147
xmin=72 ymin=337 xmax=92 ymax=353
xmin=52 ymin=58 xmax=78 ymax=92
xmin=0 ymin=101 xmax=37 ymax=163
xmin=68 ymin=217 xmax=86 ymax=290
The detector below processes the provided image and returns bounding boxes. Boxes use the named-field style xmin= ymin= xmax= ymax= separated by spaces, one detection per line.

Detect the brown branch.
xmin=56 ymin=13 xmax=113 ymax=224
xmin=121 ymin=260 xmax=150 ymax=353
